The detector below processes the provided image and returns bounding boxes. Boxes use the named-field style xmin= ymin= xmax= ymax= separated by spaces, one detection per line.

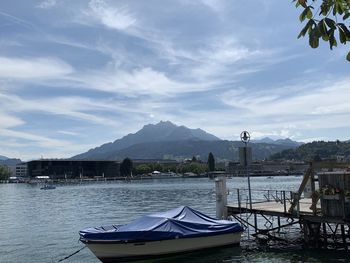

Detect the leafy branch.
xmin=294 ymin=0 xmax=350 ymax=61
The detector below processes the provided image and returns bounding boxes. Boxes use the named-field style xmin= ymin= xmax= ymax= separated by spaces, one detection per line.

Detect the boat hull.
xmin=83 ymin=232 xmax=242 ymax=262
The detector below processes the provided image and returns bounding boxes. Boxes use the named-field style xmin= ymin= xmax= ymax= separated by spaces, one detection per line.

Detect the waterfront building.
xmin=226 ymin=161 xmax=308 ymax=176
xmin=15 ymin=162 xmax=27 ymax=177
xmin=26 ymin=159 xmax=121 ymax=179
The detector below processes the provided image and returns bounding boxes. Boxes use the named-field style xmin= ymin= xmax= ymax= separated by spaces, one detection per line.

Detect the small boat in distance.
xmin=79 ymin=206 xmax=243 ymax=263
xmin=40 ymin=184 xmax=56 ymax=190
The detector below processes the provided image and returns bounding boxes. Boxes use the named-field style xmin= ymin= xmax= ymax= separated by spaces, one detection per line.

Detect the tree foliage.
xmin=0 ymin=165 xmax=10 ymax=181
xmin=207 ymin=152 xmax=215 ymax=172
xmin=294 ymin=0 xmax=350 ymax=61
xmin=177 ymin=162 xmax=207 ymax=175
xmin=120 ymin=157 xmax=133 ymax=176
xmin=269 ymin=140 xmax=350 ymax=161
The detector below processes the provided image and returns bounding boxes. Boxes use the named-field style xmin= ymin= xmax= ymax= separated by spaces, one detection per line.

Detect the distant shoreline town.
xmin=1 ymin=121 xmax=349 ymax=183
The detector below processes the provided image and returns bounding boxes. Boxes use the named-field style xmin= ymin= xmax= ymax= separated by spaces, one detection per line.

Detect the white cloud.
xmin=0 ymin=111 xmax=24 ymax=128
xmin=220 ymin=78 xmax=350 ymax=118
xmin=68 ymin=67 xmax=203 ymax=96
xmin=37 ymin=0 xmax=57 ymax=9
xmin=57 ymin=130 xmax=79 ymax=136
xmin=0 ymin=128 xmax=67 ymax=148
xmin=0 ymin=57 xmax=73 ymax=79
xmin=86 ymin=0 xmax=136 ymax=30
xmin=0 ymin=92 xmax=122 ymax=127
xmin=200 ymin=0 xmax=224 ymax=12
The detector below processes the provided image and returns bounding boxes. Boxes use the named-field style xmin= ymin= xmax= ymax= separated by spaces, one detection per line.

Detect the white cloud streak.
xmin=0 ymin=57 xmax=73 ymax=79
xmin=37 ymin=0 xmax=57 ymax=9
xmin=85 ymin=0 xmax=136 ymax=30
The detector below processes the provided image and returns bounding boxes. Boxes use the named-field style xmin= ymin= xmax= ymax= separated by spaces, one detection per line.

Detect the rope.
xmin=57 ymin=246 xmax=86 ymax=262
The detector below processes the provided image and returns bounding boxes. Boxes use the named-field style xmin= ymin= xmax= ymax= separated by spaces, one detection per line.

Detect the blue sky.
xmin=0 ymin=0 xmax=349 ymax=160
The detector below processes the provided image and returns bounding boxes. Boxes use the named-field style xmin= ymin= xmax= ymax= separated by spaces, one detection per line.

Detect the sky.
xmin=0 ymin=0 xmax=349 ymax=160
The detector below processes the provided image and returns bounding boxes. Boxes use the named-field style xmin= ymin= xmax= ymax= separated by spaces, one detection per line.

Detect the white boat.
xmin=79 ymin=206 xmax=243 ymax=262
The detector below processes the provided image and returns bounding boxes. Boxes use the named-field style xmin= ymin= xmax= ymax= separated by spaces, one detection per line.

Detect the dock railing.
xmin=230 ymin=188 xmax=296 ymax=214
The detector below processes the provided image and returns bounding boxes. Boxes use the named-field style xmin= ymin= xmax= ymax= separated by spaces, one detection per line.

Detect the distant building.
xmin=26 ymin=159 xmax=121 ymax=179
xmin=133 ymin=159 xmax=179 ymax=166
xmin=226 ymin=161 xmax=308 ymax=176
xmin=15 ymin=162 xmax=27 ymax=177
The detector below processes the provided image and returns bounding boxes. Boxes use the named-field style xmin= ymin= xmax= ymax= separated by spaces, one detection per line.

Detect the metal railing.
xmin=230 ymin=188 xmax=295 ymax=214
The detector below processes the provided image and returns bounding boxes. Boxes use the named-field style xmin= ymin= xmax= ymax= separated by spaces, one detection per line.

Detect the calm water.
xmin=0 ymin=177 xmax=349 ymax=263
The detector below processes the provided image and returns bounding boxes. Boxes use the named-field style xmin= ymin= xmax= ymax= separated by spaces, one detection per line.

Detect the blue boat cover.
xmin=79 ymin=206 xmax=243 ymax=242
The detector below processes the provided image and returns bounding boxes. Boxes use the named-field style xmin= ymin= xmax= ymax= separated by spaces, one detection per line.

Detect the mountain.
xmin=252 ymin=137 xmax=302 ymax=147
xmin=72 ymin=121 xmax=221 ymax=160
xmin=99 ymin=140 xmax=294 ymax=161
xmin=0 ymin=158 xmax=22 ymax=166
xmin=0 ymin=155 xmax=9 ymax=160
xmin=72 ymin=121 xmax=300 ymax=161
xmin=252 ymin=137 xmax=275 ymax=144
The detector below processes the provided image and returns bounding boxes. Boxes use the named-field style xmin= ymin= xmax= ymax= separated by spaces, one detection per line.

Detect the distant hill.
xmin=72 ymin=121 xmax=220 ymax=160
xmin=72 ymin=121 xmax=298 ymax=161
xmin=0 ymin=155 xmax=8 ymax=160
xmin=0 ymin=158 xmax=22 ymax=166
xmin=99 ymin=140 xmax=294 ymax=161
xmin=269 ymin=140 xmax=350 ymax=161
xmin=252 ymin=137 xmax=303 ymax=147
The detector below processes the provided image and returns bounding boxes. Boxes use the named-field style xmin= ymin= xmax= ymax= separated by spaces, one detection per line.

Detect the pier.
xmin=216 ymin=163 xmax=350 ymax=250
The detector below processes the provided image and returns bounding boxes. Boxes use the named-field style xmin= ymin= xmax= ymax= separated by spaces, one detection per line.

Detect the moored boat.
xmin=79 ymin=206 xmax=243 ymax=262
xmin=40 ymin=184 xmax=56 ymax=190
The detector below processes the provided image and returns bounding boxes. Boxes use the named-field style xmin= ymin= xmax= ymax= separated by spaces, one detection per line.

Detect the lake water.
xmin=0 ymin=176 xmax=349 ymax=263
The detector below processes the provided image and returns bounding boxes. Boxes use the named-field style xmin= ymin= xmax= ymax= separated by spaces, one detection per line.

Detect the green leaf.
xmin=309 ymin=28 xmax=320 ymax=48
xmin=339 ymin=28 xmax=347 ymax=44
xmin=298 ymin=19 xmax=314 ymax=38
xmin=320 ymin=2 xmax=330 ymax=16
xmin=343 ymin=13 xmax=350 ymax=20
xmin=309 ymin=36 xmax=319 ymax=48
xmin=299 ymin=8 xmax=308 ymax=22
xmin=347 ymin=51 xmax=350 ymax=62
xmin=338 ymin=23 xmax=350 ymax=40
xmin=306 ymin=8 xmax=313 ymax=19
xmin=317 ymin=20 xmax=328 ymax=37
xmin=329 ymin=35 xmax=338 ymax=50
xmin=325 ymin=18 xmax=337 ymax=30
xmin=322 ymin=35 xmax=330 ymax=41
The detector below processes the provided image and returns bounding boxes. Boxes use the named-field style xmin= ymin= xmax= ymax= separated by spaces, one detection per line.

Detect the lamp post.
xmin=240 ymin=131 xmax=252 ymax=210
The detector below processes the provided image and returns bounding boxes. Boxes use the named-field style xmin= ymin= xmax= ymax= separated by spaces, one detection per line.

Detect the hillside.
xmin=269 ymin=140 xmax=350 ymax=161
xmin=72 ymin=121 xmax=220 ymax=160
xmin=72 ymin=121 xmax=302 ymax=161
xmin=104 ymin=140 xmax=294 ymax=161
xmin=0 ymin=155 xmax=8 ymax=160
xmin=0 ymin=158 xmax=22 ymax=166
xmin=252 ymin=137 xmax=303 ymax=147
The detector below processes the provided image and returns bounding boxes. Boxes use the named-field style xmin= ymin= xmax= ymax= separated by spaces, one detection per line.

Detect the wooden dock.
xmin=228 ymin=198 xmax=315 ymax=217
xmin=225 ymin=186 xmax=350 ymax=249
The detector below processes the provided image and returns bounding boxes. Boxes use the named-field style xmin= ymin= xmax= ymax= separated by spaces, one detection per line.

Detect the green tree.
xmin=294 ymin=0 xmax=350 ymax=61
xmin=135 ymin=164 xmax=152 ymax=175
xmin=178 ymin=162 xmax=207 ymax=174
xmin=120 ymin=157 xmax=133 ymax=177
xmin=0 ymin=165 xmax=10 ymax=181
xmin=207 ymin=152 xmax=215 ymax=172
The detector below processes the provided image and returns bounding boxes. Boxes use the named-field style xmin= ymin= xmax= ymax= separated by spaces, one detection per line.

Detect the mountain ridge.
xmin=72 ymin=121 xmax=221 ymax=159
xmin=72 ymin=121 xmax=301 ymax=161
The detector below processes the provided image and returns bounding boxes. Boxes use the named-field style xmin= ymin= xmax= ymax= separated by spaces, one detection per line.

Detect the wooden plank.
xmin=227 ymin=198 xmax=319 ymax=220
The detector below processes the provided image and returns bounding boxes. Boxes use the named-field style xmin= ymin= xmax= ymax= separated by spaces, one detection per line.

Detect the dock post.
xmin=322 ymin=223 xmax=328 ymax=248
xmin=237 ymin=189 xmax=241 ymax=210
xmin=341 ymin=224 xmax=347 ymax=250
xmin=215 ymin=175 xmax=227 ymax=219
